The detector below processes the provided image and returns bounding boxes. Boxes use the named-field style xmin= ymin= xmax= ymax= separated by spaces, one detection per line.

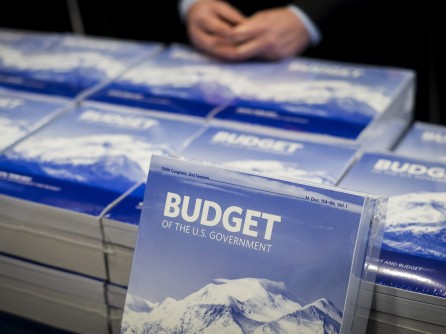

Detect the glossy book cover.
xmin=394 ymin=121 xmax=446 ymax=163
xmin=339 ymin=152 xmax=446 ymax=298
xmin=178 ymin=125 xmax=358 ymax=185
xmin=0 ymin=105 xmax=203 ymax=216
xmin=88 ymin=44 xmax=282 ymax=118
xmin=121 ymin=155 xmax=384 ymax=334
xmin=214 ymin=58 xmax=414 ymax=140
xmin=0 ymin=31 xmax=161 ymax=97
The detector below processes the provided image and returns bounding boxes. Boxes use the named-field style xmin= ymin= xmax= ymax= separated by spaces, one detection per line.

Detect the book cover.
xmin=339 ymin=152 xmax=446 ymax=298
xmin=0 ymin=104 xmax=203 ymax=217
xmin=121 ymin=155 xmax=384 ymax=334
xmin=0 ymin=30 xmax=161 ymax=97
xmin=214 ymin=58 xmax=414 ymax=140
xmin=178 ymin=125 xmax=359 ymax=185
xmin=88 ymin=43 xmax=282 ymax=118
xmin=0 ymin=90 xmax=69 ymax=151
xmin=394 ymin=121 xmax=446 ymax=163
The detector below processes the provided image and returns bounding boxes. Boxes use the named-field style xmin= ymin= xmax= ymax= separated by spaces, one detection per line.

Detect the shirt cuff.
xmin=287 ymin=4 xmax=322 ymax=46
xmin=179 ymin=0 xmax=201 ymax=22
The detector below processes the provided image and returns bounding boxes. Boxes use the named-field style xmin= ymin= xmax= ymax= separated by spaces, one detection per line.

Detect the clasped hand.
xmin=187 ymin=0 xmax=310 ymax=61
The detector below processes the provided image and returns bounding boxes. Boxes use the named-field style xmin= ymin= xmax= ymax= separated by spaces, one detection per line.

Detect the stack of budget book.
xmin=0 ymin=102 xmax=204 ymax=333
xmin=0 ymin=254 xmax=109 ymax=333
xmin=106 ymin=282 xmax=127 ymax=334
xmin=339 ymin=152 xmax=446 ymax=333
xmin=87 ymin=43 xmax=279 ymax=119
xmin=393 ymin=121 xmax=446 ymax=163
xmin=211 ymin=57 xmax=414 ymax=151
xmin=87 ymin=43 xmax=415 ymax=150
xmin=0 ymin=28 xmax=162 ymax=100
xmin=1 ymin=27 xmax=436 ymax=334
xmin=102 ymin=123 xmax=361 ymax=286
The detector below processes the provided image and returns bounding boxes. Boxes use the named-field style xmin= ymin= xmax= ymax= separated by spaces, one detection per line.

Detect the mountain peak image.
xmin=121 ymin=278 xmax=342 ymax=334
xmin=384 ymin=192 xmax=446 ymax=261
xmin=7 ymin=134 xmax=167 ymax=185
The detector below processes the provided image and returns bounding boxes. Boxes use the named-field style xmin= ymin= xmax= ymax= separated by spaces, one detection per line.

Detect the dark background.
xmin=0 ymin=0 xmax=444 ymax=125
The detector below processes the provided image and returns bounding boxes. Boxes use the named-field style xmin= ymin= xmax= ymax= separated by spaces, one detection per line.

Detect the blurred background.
xmin=0 ymin=0 xmax=444 ymax=125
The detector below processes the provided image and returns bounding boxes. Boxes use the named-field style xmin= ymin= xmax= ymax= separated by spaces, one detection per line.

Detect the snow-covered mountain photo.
xmin=384 ymin=192 xmax=446 ymax=261
xmin=121 ymin=156 xmax=371 ymax=334
xmin=122 ymin=65 xmax=238 ymax=90
xmin=119 ymin=64 xmax=244 ymax=106
xmin=238 ymin=80 xmax=389 ymax=117
xmin=225 ymin=160 xmax=336 ymax=185
xmin=120 ymin=64 xmax=389 ymax=119
xmin=0 ymin=34 xmax=160 ymax=97
xmin=6 ymin=134 xmax=166 ymax=185
xmin=121 ymin=278 xmax=342 ymax=334
xmin=0 ymin=44 xmax=126 ymax=79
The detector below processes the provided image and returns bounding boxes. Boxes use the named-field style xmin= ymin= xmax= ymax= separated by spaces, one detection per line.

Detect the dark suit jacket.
xmin=222 ymin=0 xmax=358 ymax=34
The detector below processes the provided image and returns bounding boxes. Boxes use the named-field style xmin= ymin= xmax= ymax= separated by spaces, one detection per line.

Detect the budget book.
xmin=121 ymin=156 xmax=386 ymax=334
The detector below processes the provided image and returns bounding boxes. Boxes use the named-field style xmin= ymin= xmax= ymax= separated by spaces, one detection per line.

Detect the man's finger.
xmin=234 ymin=37 xmax=268 ymax=60
xmin=190 ymin=25 xmax=239 ymax=60
xmin=214 ymin=1 xmax=246 ymax=25
xmin=197 ymin=15 xmax=233 ymax=37
xmin=228 ymin=18 xmax=265 ymax=44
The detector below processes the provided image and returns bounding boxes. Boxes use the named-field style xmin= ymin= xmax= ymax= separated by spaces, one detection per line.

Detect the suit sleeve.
xmin=292 ymin=0 xmax=359 ymax=28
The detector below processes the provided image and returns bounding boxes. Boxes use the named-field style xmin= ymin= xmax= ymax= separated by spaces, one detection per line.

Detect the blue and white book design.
xmin=339 ymin=152 xmax=446 ymax=298
xmin=394 ymin=121 xmax=446 ymax=163
xmin=214 ymin=58 xmax=414 ymax=140
xmin=178 ymin=126 xmax=358 ymax=185
xmin=88 ymin=44 xmax=282 ymax=118
xmin=0 ymin=31 xmax=161 ymax=97
xmin=121 ymin=155 xmax=384 ymax=334
xmin=0 ymin=105 xmax=203 ymax=216
xmin=0 ymin=91 xmax=69 ymax=151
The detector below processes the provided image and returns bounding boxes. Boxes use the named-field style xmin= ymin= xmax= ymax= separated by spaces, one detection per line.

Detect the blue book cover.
xmin=0 ymin=90 xmax=69 ymax=151
xmin=179 ymin=126 xmax=358 ymax=185
xmin=394 ymin=121 xmax=446 ymax=163
xmin=339 ymin=152 xmax=446 ymax=298
xmin=214 ymin=58 xmax=414 ymax=140
xmin=121 ymin=155 xmax=384 ymax=334
xmin=88 ymin=44 xmax=281 ymax=118
xmin=0 ymin=31 xmax=161 ymax=98
xmin=0 ymin=105 xmax=203 ymax=216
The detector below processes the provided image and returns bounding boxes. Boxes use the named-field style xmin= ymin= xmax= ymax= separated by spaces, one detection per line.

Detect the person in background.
xmin=179 ymin=0 xmax=354 ymax=61
xmin=0 ymin=1 xmax=442 ymax=124
xmin=179 ymin=0 xmax=443 ymax=125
